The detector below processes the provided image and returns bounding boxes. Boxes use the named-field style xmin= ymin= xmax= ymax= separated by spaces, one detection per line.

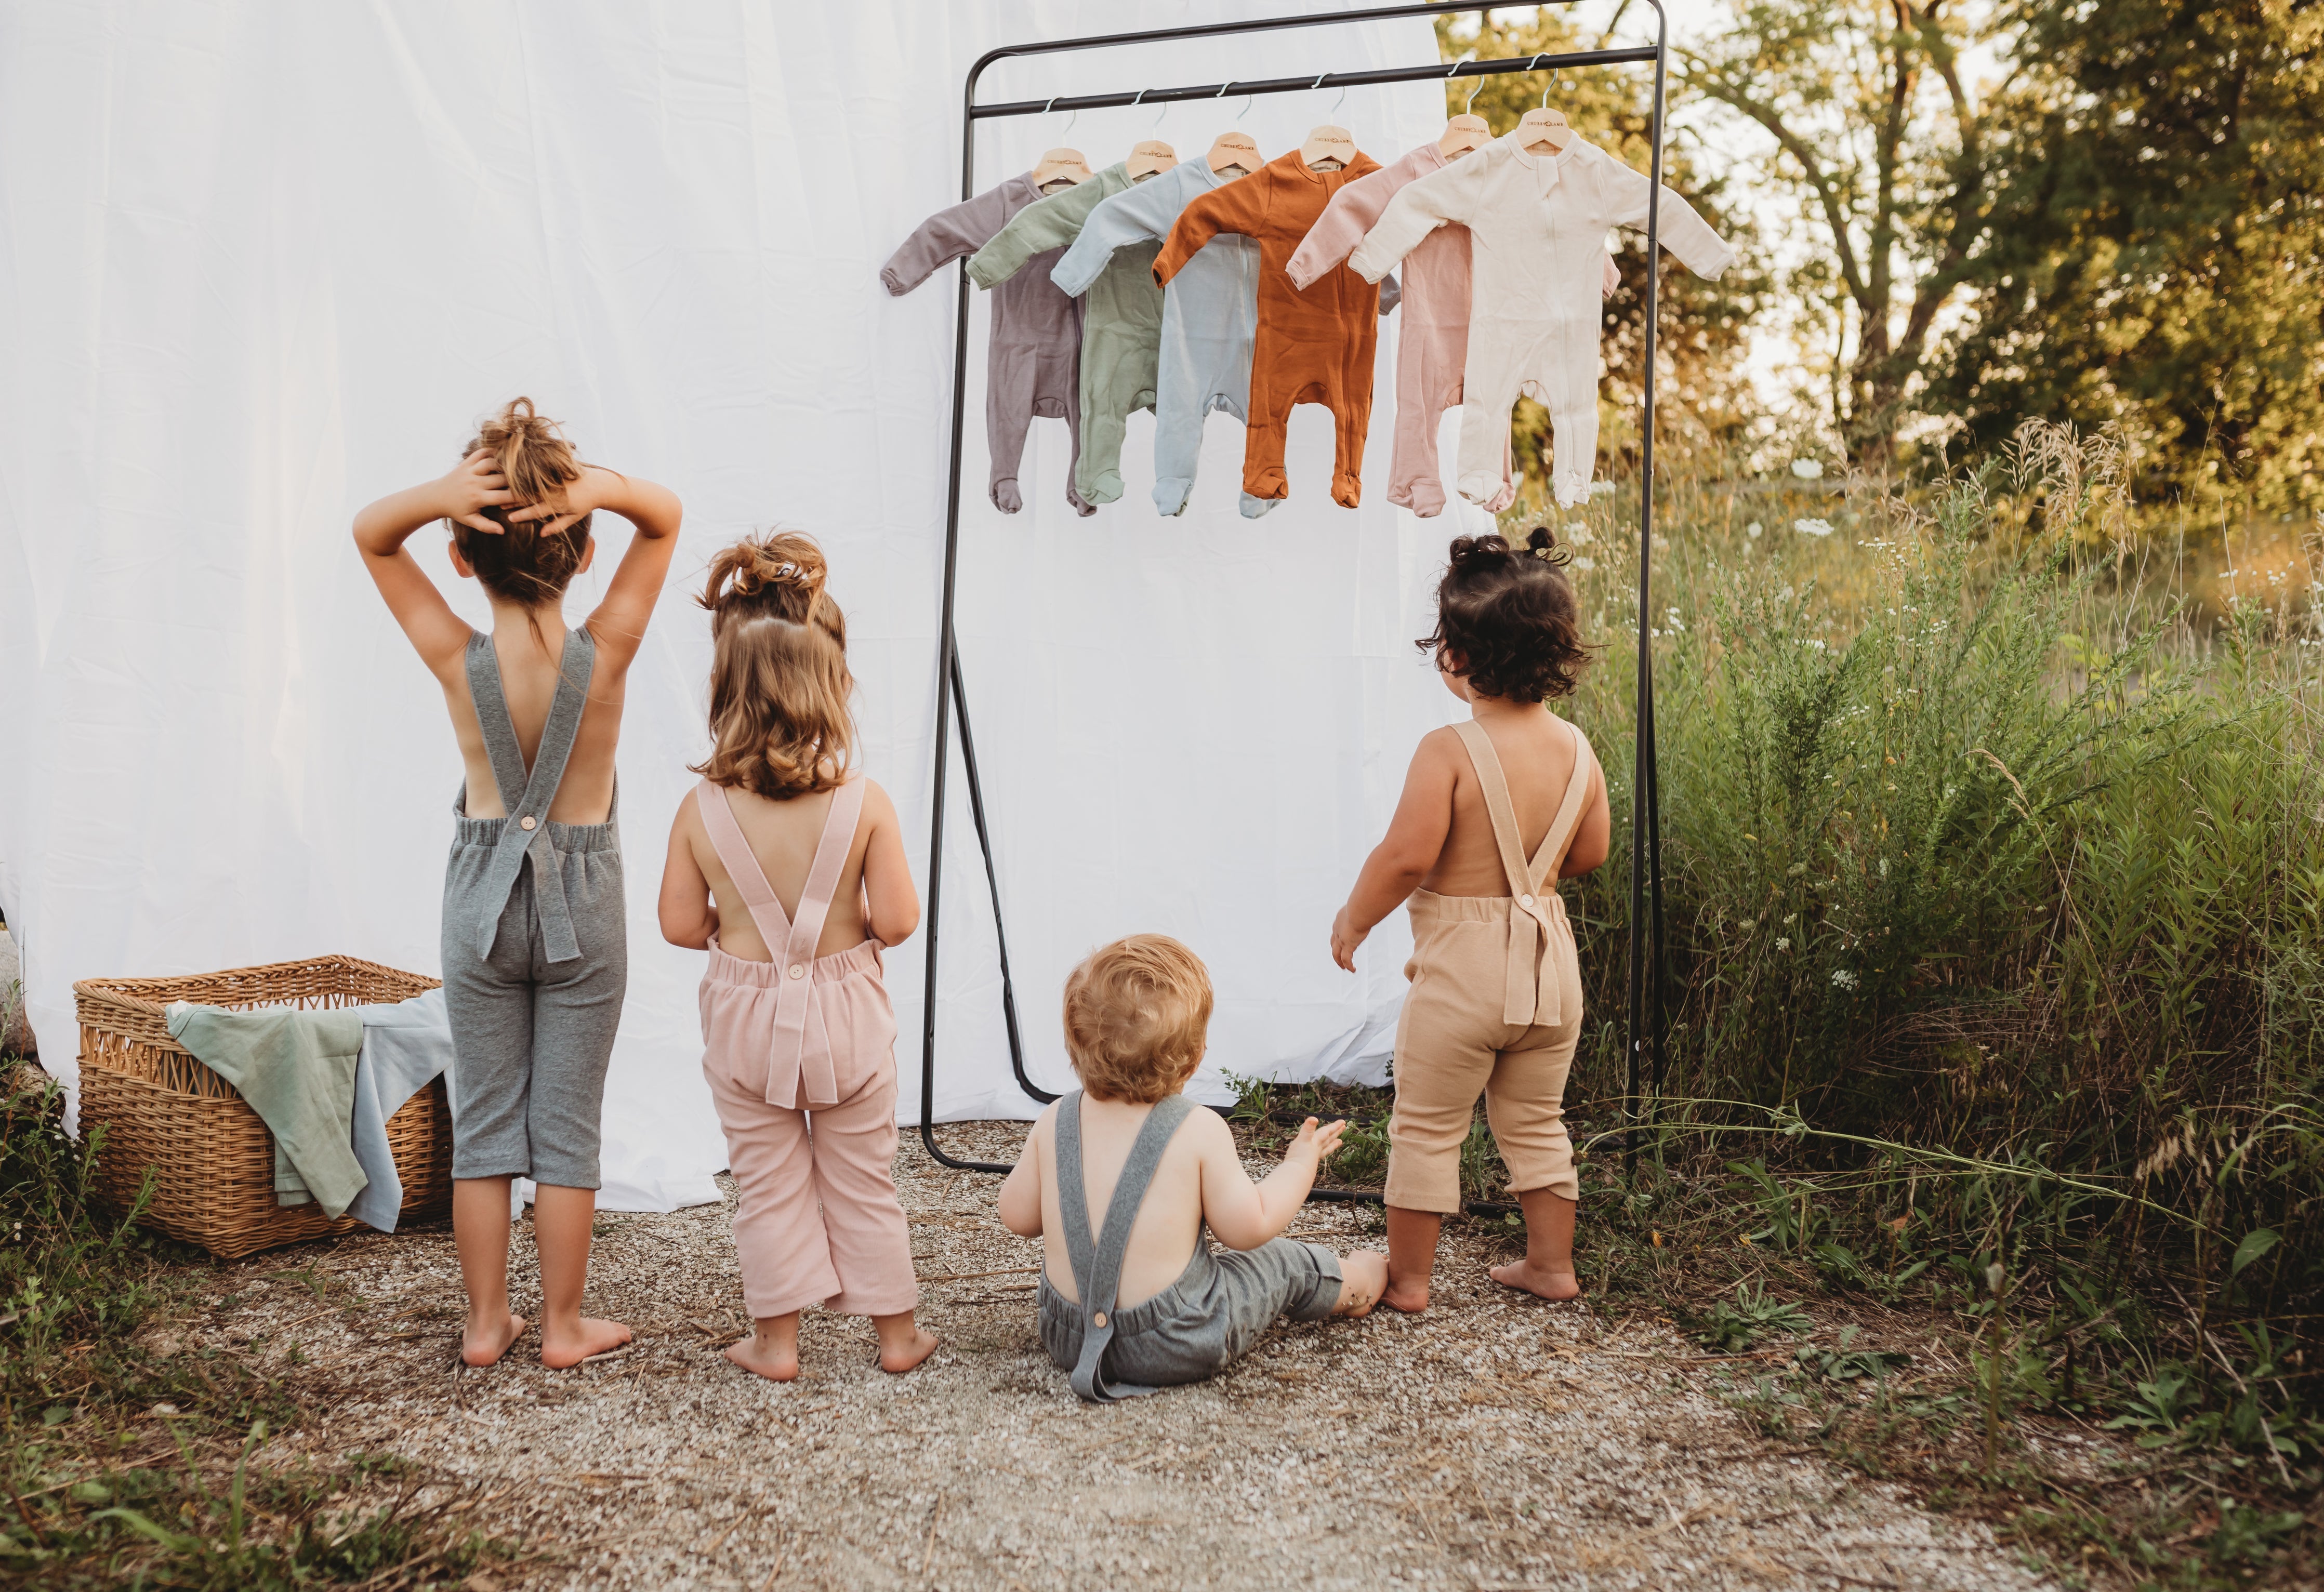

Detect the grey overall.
xmin=1039 ymin=1092 xmax=1343 ymax=1403
xmin=440 ymin=627 xmax=626 ymax=1189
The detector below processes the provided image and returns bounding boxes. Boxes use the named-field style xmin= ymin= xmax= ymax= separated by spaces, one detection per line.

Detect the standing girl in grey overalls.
xmin=354 ymin=398 xmax=681 ymax=1369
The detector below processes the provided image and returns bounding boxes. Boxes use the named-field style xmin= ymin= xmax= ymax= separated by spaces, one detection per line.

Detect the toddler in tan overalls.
xmin=1330 ymin=529 xmax=1612 ymax=1312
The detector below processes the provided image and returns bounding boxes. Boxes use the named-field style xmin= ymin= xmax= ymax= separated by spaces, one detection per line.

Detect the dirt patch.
xmin=173 ymin=1124 xmax=2054 ymax=1590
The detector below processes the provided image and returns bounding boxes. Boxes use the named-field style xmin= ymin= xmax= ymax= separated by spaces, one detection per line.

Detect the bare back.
xmin=679 ymin=784 xmax=875 ymax=961
xmin=1028 ymin=1099 xmax=1207 ymax=1310
xmin=1419 ymin=709 xmax=1585 ymax=896
xmin=442 ymin=623 xmax=628 ymax=825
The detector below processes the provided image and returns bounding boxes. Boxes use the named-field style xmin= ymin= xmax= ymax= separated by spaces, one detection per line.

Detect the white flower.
xmin=1745 ymin=521 xmax=1763 ymax=539
xmin=1791 ymin=458 xmax=1825 ymax=479
xmin=1572 ymin=555 xmax=1595 ymax=571
xmin=1793 ymin=518 xmax=1835 ymax=537
xmin=1775 ymin=937 xmax=1791 ymax=952
xmin=1831 ymin=967 xmax=1859 ymax=990
xmin=1878 ymin=857 xmax=1889 ymax=878
xmin=1566 ymin=524 xmax=1592 ymax=546
xmin=1800 ymin=638 xmax=1827 ymax=651
xmin=1665 ymin=607 xmax=1686 ymax=631
xmin=1589 ymin=481 xmax=1617 ymax=499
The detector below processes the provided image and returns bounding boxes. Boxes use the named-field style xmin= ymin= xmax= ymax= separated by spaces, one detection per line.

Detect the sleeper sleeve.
xmin=967 ymin=181 xmax=1107 ymax=289
xmin=880 ymin=188 xmax=1009 ymax=296
xmin=1153 ymin=178 xmax=1269 ymax=286
xmin=1051 ymin=180 xmax=1173 ymax=297
xmin=1600 ymin=160 xmax=1735 ymax=280
xmin=1287 ymin=165 xmax=1398 ymax=289
xmin=1346 ymin=156 xmax=1486 ymax=283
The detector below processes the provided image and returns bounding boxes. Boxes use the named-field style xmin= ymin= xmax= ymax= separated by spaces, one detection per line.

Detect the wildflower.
xmin=1831 ymin=968 xmax=1860 ymax=990
xmin=1800 ymin=638 xmax=1827 ymax=651
xmin=1775 ymin=937 xmax=1791 ymax=952
xmin=1746 ymin=521 xmax=1763 ymax=539
xmin=1650 ymin=1231 xmax=1663 ymax=1248
xmin=1590 ymin=481 xmax=1616 ymax=499
xmin=1665 ymin=607 xmax=1686 ymax=631
xmin=1566 ymin=524 xmax=1592 ymax=546
xmin=1878 ymin=857 xmax=1889 ymax=878
xmin=1791 ymin=458 xmax=1825 ymax=479
xmin=1793 ymin=517 xmax=1835 ymax=537
xmin=1573 ymin=555 xmax=1595 ymax=572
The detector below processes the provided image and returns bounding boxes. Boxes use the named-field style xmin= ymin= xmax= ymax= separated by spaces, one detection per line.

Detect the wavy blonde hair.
xmin=689 ymin=531 xmax=854 ymax=800
xmin=1062 ymin=936 xmax=1213 ymax=1104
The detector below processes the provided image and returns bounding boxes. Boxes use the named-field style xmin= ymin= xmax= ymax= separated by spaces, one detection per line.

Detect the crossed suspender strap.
xmin=464 ymin=627 xmax=602 ymax=965
xmin=1054 ymin=1091 xmax=1194 ymax=1404
xmin=693 ymin=776 xmax=866 ymax=1109
xmin=1449 ymin=716 xmax=1599 ymax=1028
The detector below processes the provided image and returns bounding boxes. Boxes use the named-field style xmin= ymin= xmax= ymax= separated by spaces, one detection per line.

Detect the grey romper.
xmin=1039 ymin=1093 xmax=1344 ymax=1403
xmin=440 ymin=627 xmax=627 ymax=1190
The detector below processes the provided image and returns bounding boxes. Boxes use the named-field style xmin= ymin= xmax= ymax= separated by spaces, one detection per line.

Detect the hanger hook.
xmin=1464 ymin=75 xmax=1486 ymax=115
xmin=1528 ymin=52 xmax=1555 ymax=110
xmin=1216 ymin=78 xmax=1254 ymax=122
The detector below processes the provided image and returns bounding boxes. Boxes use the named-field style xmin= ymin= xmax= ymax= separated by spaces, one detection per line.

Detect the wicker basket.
xmin=75 ymin=954 xmax=452 ymax=1259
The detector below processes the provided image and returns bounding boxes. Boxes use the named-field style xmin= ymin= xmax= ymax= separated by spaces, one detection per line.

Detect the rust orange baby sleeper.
xmin=1153 ymin=150 xmax=1385 ymax=508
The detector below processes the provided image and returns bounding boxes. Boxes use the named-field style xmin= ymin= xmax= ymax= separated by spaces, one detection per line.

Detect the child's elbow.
xmin=872 ymin=903 xmax=921 ymax=948
xmin=657 ymin=906 xmax=712 ymax=950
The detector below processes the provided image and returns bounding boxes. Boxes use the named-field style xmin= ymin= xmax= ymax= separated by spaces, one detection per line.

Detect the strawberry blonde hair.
xmin=689 ymin=531 xmax=854 ymax=800
xmin=1062 ymin=935 xmax=1213 ymax=1104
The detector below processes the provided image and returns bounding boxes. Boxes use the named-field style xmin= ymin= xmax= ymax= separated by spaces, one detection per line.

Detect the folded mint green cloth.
xmin=165 ymin=1002 xmax=367 ymax=1219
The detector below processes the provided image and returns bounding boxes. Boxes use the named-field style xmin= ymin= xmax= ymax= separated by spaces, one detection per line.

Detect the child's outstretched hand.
xmin=1283 ymin=1116 xmax=1348 ymax=1170
xmin=506 ymin=463 xmax=625 ymax=539
xmin=438 ymin=449 xmax=517 ymax=535
xmin=1330 ymin=906 xmax=1368 ymax=972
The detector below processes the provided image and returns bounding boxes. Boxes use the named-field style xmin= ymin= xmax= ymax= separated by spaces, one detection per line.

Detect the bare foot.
xmin=876 ymin=1328 xmax=940 ymax=1375
xmin=1380 ymin=1277 xmax=1431 ymax=1313
xmin=461 ymin=1310 xmax=527 ymax=1368
xmin=540 ymin=1316 xmax=633 ymax=1369
xmin=724 ymin=1334 xmax=799 ymax=1383
xmin=1334 ymin=1251 xmax=1389 ymax=1318
xmin=1489 ymin=1258 xmax=1582 ymax=1301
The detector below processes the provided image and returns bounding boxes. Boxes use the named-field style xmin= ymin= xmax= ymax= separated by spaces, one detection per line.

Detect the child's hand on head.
xmin=438 ymin=449 xmax=517 ymax=535
xmin=1283 ymin=1116 xmax=1348 ymax=1169
xmin=1330 ymin=906 xmax=1368 ymax=972
xmin=507 ymin=463 xmax=623 ymax=539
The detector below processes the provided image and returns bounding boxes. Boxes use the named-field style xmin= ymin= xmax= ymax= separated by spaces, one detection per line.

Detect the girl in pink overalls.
xmin=656 ymin=533 xmax=935 ymax=1381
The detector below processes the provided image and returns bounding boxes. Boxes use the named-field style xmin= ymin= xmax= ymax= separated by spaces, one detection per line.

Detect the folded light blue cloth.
xmin=346 ymin=988 xmax=452 ymax=1232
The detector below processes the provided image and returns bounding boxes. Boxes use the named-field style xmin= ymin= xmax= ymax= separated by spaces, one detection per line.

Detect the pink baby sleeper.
xmin=695 ymin=777 xmax=918 ymax=1321
xmin=1288 ymin=142 xmax=1619 ymax=518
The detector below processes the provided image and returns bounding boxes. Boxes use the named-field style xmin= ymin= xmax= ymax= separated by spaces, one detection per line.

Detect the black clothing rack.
xmin=918 ymin=1 xmax=1672 ymax=1199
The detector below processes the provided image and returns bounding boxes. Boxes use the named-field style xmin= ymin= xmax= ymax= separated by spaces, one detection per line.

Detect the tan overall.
xmin=1386 ymin=716 xmax=1600 ymax=1213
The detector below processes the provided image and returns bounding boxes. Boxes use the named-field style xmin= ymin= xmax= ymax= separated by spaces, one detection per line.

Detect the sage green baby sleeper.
xmin=969 ymin=163 xmax=1162 ymax=508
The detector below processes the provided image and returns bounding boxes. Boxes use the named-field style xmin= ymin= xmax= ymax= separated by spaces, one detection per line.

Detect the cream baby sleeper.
xmin=1348 ymin=134 xmax=1734 ymax=509
xmin=1289 ymin=141 xmax=1620 ymax=517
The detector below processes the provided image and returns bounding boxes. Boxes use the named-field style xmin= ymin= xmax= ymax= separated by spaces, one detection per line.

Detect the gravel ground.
xmin=175 ymin=1123 xmax=2057 ymax=1591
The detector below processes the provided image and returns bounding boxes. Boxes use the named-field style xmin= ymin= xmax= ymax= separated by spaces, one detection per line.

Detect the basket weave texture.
xmin=74 ymin=954 xmax=451 ymax=1259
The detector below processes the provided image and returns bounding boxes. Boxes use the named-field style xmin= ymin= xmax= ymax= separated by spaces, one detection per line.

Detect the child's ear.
xmin=447 ymin=539 xmax=476 ymax=580
xmin=576 ymin=535 xmax=598 ymax=575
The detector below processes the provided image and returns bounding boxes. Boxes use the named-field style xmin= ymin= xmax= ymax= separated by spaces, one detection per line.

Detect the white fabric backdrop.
xmin=0 ymin=1 xmax=1499 ymax=1210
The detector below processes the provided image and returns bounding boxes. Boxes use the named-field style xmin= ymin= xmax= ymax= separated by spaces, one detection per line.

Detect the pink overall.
xmin=695 ymin=778 xmax=918 ymax=1321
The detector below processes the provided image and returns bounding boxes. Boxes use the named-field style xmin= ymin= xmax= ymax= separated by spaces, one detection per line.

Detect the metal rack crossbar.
xmin=920 ymin=1 xmax=1672 ymax=1205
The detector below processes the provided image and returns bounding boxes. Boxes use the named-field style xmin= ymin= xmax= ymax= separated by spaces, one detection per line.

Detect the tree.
xmin=1680 ymin=0 xmax=1998 ymax=465
xmin=1437 ymin=8 xmax=1766 ymax=501
xmin=1939 ymin=0 xmax=2324 ymax=512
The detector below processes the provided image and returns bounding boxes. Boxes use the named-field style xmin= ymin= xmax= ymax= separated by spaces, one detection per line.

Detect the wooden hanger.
xmin=1516 ymin=106 xmax=1572 ymax=155
xmin=1439 ymin=113 xmax=1490 ymax=159
xmin=1302 ymin=74 xmax=1354 ymax=171
xmin=1032 ymin=147 xmax=1092 ymax=191
xmin=1127 ymin=140 xmax=1176 ymax=180
xmin=1516 ymin=60 xmax=1574 ymax=156
xmin=1207 ymin=131 xmax=1260 ymax=177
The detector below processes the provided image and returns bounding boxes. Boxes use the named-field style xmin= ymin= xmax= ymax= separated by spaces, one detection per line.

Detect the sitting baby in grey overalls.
xmin=997 ymin=935 xmax=1389 ymax=1402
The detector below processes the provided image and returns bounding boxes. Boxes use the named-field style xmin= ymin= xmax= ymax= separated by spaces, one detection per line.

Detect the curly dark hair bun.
xmin=1416 ymin=527 xmax=1595 ymax=702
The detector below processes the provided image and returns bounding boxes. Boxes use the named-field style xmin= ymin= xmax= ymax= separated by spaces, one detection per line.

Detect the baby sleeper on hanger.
xmin=1349 ymin=135 xmax=1733 ymax=508
xmin=970 ymin=164 xmax=1162 ymax=509
xmin=1290 ymin=143 xmax=1620 ymax=517
xmin=1154 ymin=149 xmax=1387 ymax=509
xmin=1051 ymin=160 xmax=1276 ymax=519
xmin=882 ymin=176 xmax=1091 ymax=517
